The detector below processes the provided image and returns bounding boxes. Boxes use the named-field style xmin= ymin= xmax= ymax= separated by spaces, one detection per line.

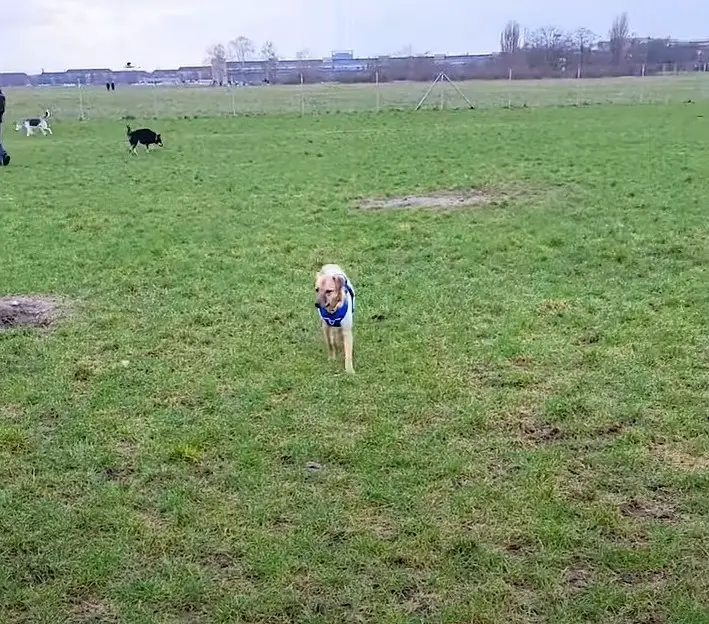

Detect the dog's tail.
xmin=126 ymin=125 xmax=132 ymax=136
xmin=43 ymin=109 xmax=50 ymax=119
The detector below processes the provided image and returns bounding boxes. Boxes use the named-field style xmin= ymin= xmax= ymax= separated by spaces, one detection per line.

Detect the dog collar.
xmin=316 ymin=281 xmax=354 ymax=327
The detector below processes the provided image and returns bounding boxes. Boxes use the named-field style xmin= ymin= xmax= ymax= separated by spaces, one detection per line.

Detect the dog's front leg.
xmin=342 ymin=329 xmax=355 ymax=374
xmin=322 ymin=322 xmax=336 ymax=361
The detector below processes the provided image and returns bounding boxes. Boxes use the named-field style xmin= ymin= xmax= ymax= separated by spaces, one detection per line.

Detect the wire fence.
xmin=6 ymin=74 xmax=709 ymax=121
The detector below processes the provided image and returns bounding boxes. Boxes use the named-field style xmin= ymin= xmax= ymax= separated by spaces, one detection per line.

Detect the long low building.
xmin=4 ymin=53 xmax=494 ymax=87
xmin=0 ymin=72 xmax=31 ymax=86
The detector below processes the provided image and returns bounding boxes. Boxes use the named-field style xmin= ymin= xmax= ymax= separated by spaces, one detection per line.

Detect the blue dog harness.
xmin=316 ymin=279 xmax=355 ymax=327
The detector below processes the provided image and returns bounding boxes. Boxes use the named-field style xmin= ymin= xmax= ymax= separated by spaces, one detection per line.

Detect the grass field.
xmin=1 ymin=98 xmax=709 ymax=623
xmin=4 ymin=73 xmax=709 ymax=120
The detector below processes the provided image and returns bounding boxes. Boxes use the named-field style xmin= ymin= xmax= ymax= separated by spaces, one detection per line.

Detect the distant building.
xmin=36 ymin=71 xmax=71 ymax=86
xmin=110 ymin=69 xmax=151 ymax=84
xmin=152 ymin=69 xmax=181 ymax=84
xmin=65 ymin=68 xmax=112 ymax=84
xmin=177 ymin=66 xmax=211 ymax=82
xmin=438 ymin=54 xmax=492 ymax=66
xmin=0 ymin=72 xmax=30 ymax=86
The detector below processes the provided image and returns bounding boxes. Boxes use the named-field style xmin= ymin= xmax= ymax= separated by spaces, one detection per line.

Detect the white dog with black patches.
xmin=314 ymin=264 xmax=356 ymax=374
xmin=16 ymin=110 xmax=52 ymax=136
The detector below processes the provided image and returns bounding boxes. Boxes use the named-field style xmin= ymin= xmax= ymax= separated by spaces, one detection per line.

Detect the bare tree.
xmin=260 ymin=40 xmax=278 ymax=82
xmin=229 ymin=36 xmax=255 ymax=81
xmin=500 ymin=20 xmax=521 ymax=54
xmin=609 ymin=12 xmax=630 ymax=65
xmin=205 ymin=43 xmax=227 ymax=85
xmin=229 ymin=36 xmax=255 ymax=62
xmin=525 ymin=26 xmax=572 ymax=70
xmin=572 ymin=27 xmax=597 ymax=71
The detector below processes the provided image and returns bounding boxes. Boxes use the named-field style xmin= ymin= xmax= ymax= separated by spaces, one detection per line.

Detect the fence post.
xmin=375 ymin=70 xmax=380 ymax=112
xmin=230 ymin=86 xmax=236 ymax=116
xmin=152 ymin=81 xmax=159 ymax=118
xmin=300 ymin=73 xmax=305 ymax=116
xmin=77 ymin=80 xmax=85 ymax=120
xmin=507 ymin=67 xmax=512 ymax=108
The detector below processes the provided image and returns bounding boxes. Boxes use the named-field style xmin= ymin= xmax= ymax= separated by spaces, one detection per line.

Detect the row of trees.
xmin=500 ymin=15 xmax=629 ymax=63
xmin=498 ymin=13 xmax=629 ymax=69
xmin=206 ymin=37 xmax=309 ymax=84
xmin=498 ymin=13 xmax=705 ymax=76
xmin=205 ymin=16 xmax=707 ymax=85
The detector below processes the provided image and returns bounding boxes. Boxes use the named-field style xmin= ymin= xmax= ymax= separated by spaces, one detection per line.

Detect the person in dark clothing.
xmin=0 ymin=88 xmax=9 ymax=166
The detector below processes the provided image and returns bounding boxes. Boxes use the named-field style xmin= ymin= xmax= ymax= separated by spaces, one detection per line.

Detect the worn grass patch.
xmin=0 ymin=295 xmax=64 ymax=331
xmin=1 ymin=103 xmax=708 ymax=623
xmin=356 ymin=189 xmax=494 ymax=210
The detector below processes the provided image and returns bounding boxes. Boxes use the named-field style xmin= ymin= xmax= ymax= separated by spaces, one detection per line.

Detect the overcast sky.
xmin=2 ymin=0 xmax=708 ymax=73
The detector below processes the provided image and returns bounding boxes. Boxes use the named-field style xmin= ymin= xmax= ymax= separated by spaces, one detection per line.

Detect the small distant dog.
xmin=315 ymin=264 xmax=356 ymax=374
xmin=126 ymin=125 xmax=163 ymax=154
xmin=15 ymin=110 xmax=52 ymax=136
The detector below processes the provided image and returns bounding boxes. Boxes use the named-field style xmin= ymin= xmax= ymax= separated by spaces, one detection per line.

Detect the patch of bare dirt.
xmin=357 ymin=189 xmax=493 ymax=211
xmin=520 ymin=419 xmax=564 ymax=445
xmin=619 ymin=497 xmax=679 ymax=524
xmin=564 ymin=567 xmax=592 ymax=593
xmin=651 ymin=441 xmax=709 ymax=473
xmin=617 ymin=570 xmax=667 ymax=589
xmin=0 ymin=296 xmax=63 ymax=331
xmin=504 ymin=536 xmax=535 ymax=557
xmin=68 ymin=593 xmax=117 ymax=623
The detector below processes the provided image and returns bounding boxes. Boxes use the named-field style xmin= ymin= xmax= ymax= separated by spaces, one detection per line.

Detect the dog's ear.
xmin=333 ymin=275 xmax=344 ymax=292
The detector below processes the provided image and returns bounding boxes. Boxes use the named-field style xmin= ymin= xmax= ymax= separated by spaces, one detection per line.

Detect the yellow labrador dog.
xmin=315 ymin=264 xmax=355 ymax=374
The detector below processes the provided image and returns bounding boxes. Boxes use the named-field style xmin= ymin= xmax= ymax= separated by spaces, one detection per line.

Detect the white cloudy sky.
xmin=2 ymin=0 xmax=708 ymax=72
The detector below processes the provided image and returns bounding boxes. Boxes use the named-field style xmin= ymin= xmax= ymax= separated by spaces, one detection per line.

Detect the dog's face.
xmin=315 ymin=273 xmax=344 ymax=311
xmin=156 ymin=134 xmax=163 ymax=146
xmin=14 ymin=122 xmax=22 ymax=131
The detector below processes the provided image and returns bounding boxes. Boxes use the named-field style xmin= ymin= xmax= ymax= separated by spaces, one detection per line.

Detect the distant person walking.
xmin=0 ymin=88 xmax=10 ymax=166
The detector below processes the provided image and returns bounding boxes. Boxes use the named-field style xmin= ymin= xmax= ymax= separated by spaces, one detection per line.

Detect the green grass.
xmin=1 ymin=101 xmax=709 ymax=623
xmin=4 ymin=73 xmax=709 ymax=120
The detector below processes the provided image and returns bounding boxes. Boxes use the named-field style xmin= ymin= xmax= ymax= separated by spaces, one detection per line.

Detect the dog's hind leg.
xmin=46 ymin=127 xmax=53 ymax=135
